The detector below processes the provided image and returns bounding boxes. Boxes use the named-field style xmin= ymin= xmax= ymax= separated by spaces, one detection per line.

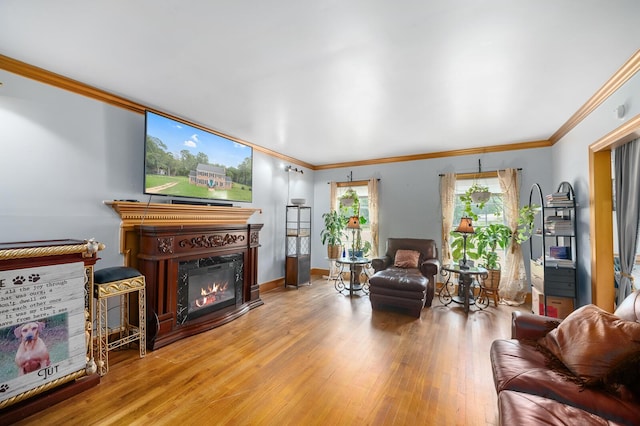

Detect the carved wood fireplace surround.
xmin=106 ymin=201 xmax=263 ymax=350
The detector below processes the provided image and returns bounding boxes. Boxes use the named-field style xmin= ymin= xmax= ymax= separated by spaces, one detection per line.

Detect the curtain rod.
xmin=327 ymin=178 xmax=381 ymax=184
xmin=438 ymin=168 xmax=522 ymax=177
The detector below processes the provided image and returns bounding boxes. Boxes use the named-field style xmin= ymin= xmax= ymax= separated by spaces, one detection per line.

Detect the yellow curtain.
xmin=329 ymin=181 xmax=338 ymax=211
xmin=368 ymin=178 xmax=379 ymax=258
xmin=497 ymin=168 xmax=526 ymax=305
xmin=440 ymin=173 xmax=456 ymax=266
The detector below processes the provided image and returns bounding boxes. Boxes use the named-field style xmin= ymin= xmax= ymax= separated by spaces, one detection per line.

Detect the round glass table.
xmin=439 ymin=264 xmax=488 ymax=313
xmin=333 ymin=257 xmax=371 ymax=297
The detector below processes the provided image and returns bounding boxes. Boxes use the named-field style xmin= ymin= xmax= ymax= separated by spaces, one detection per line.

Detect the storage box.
xmin=532 ymin=287 xmax=574 ymax=319
xmin=532 ymin=287 xmax=543 ymax=315
xmin=530 ymin=260 xmax=544 ymax=293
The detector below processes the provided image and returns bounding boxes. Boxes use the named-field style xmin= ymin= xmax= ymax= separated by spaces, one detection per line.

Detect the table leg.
xmin=459 ymin=274 xmax=474 ymax=313
xmin=334 ymin=263 xmax=346 ymax=293
xmin=349 ymin=264 xmax=356 ymax=297
xmin=438 ymin=272 xmax=454 ymax=305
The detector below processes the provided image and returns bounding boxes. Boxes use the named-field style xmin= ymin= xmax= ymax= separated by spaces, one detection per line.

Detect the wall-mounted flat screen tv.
xmin=144 ymin=111 xmax=253 ymax=203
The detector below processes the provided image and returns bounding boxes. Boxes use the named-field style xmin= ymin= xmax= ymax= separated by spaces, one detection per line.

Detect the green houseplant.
xmin=460 ymin=183 xmax=491 ymax=221
xmin=340 ymin=188 xmax=360 ymax=212
xmin=320 ymin=210 xmax=346 ymax=259
xmin=475 ymin=223 xmax=512 ymax=270
xmin=449 ymin=199 xmax=539 ymax=276
xmin=475 ymin=223 xmax=512 ymax=291
xmin=514 ymin=204 xmax=540 ymax=244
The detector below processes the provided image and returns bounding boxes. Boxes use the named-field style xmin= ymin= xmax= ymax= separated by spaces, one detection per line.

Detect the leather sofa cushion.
xmin=369 ymin=285 xmax=426 ymax=299
xmin=499 ymin=390 xmax=615 ymax=426
xmin=614 ymin=290 xmax=640 ymax=322
xmin=538 ymin=304 xmax=640 ymax=386
xmin=491 ymin=339 xmax=640 ymax=425
xmin=369 ymin=268 xmax=428 ymax=292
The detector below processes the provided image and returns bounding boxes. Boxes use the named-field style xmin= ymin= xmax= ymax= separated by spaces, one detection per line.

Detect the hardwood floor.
xmin=13 ymin=277 xmax=528 ymax=426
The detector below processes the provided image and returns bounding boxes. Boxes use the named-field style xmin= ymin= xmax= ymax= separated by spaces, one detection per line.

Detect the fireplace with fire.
xmin=177 ymin=254 xmax=243 ymax=323
xmin=129 ymin=222 xmax=263 ymax=350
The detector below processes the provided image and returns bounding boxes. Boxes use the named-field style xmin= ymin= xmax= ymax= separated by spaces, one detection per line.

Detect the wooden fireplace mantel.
xmin=104 ymin=201 xmax=264 ymax=350
xmin=105 ymin=201 xmax=261 ymax=266
xmin=104 ymin=200 xmax=261 ymax=226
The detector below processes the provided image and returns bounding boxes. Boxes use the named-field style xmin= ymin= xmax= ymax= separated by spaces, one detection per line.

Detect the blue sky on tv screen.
xmin=146 ymin=111 xmax=251 ymax=168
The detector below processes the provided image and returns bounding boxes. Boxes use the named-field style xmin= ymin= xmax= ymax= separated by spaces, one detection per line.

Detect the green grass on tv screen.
xmin=145 ymin=175 xmax=252 ymax=202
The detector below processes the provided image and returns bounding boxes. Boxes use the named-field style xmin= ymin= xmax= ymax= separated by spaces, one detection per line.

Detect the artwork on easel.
xmin=0 ymin=262 xmax=87 ymax=408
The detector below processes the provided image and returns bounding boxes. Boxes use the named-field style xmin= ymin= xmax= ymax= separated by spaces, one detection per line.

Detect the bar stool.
xmin=93 ymin=266 xmax=146 ymax=376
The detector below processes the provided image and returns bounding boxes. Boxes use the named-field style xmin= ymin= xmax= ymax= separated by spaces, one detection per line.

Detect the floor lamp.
xmin=455 ymin=217 xmax=475 ymax=269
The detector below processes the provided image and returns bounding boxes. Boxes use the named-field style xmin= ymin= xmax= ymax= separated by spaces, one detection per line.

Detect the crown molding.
xmin=313 ymin=140 xmax=552 ymax=170
xmin=0 ymin=54 xmax=144 ymax=114
xmin=3 ymin=49 xmax=639 ymax=170
xmin=550 ymin=49 xmax=640 ymax=144
xmin=0 ymin=54 xmax=314 ymax=170
xmin=590 ymin=113 xmax=640 ymax=152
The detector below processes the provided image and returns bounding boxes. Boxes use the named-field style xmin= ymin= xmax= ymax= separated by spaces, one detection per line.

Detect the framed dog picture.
xmin=0 ymin=262 xmax=89 ymax=407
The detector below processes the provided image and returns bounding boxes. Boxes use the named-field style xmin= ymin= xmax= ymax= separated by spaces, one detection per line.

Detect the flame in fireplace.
xmin=194 ymin=282 xmax=229 ymax=308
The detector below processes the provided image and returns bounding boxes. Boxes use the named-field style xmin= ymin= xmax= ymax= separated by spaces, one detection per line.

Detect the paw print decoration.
xmin=29 ymin=273 xmax=41 ymax=283
xmin=12 ymin=276 xmax=25 ymax=285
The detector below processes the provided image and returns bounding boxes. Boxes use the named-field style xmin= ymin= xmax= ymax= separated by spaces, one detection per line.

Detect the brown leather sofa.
xmin=368 ymin=238 xmax=440 ymax=317
xmin=490 ymin=290 xmax=640 ymax=425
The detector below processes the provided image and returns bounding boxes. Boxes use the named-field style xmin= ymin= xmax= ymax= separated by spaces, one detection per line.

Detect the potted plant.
xmin=469 ymin=183 xmax=491 ymax=204
xmin=320 ymin=210 xmax=345 ymax=259
xmin=471 ymin=203 xmax=540 ymax=290
xmin=340 ymin=188 xmax=359 ymax=210
xmin=475 ymin=223 xmax=513 ymax=289
xmin=460 ymin=183 xmax=491 ymax=221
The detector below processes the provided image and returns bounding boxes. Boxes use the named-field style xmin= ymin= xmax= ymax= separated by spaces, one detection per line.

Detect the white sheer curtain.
xmin=329 ymin=181 xmax=338 ymax=211
xmin=440 ymin=173 xmax=456 ymax=266
xmin=368 ymin=178 xmax=380 ymax=258
xmin=497 ymin=168 xmax=527 ymax=305
xmin=614 ymin=138 xmax=640 ymax=305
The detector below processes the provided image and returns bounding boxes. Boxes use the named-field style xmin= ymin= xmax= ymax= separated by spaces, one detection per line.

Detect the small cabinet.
xmin=285 ymin=205 xmax=311 ymax=287
xmin=529 ymin=182 xmax=578 ymax=317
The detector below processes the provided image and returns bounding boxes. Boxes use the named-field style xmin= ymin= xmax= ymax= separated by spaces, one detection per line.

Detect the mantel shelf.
xmin=104 ymin=201 xmax=262 ymax=265
xmin=104 ymin=201 xmax=261 ymax=227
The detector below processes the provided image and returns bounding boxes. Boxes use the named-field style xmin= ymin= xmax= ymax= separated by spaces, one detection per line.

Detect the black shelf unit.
xmin=285 ymin=205 xmax=311 ymax=288
xmin=529 ymin=182 xmax=578 ymax=316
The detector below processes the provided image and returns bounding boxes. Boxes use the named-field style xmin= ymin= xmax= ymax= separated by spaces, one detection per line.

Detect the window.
xmin=453 ymin=177 xmax=504 ymax=227
xmin=451 ymin=176 xmax=507 ymax=266
xmin=336 ymin=183 xmax=372 ymax=257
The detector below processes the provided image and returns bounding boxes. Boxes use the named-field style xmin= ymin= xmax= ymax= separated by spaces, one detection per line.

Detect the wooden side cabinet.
xmin=285 ymin=205 xmax=311 ymax=288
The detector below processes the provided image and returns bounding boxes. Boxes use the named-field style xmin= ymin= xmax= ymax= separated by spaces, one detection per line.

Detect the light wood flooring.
xmin=14 ymin=277 xmax=528 ymax=426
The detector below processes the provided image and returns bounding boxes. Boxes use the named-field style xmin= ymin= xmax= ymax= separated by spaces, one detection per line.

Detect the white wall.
xmin=0 ymin=69 xmax=315 ymax=285
xmin=552 ymin=70 xmax=640 ymax=306
xmin=0 ymin=70 xmax=141 ymax=266
xmin=312 ymin=149 xmax=554 ymax=272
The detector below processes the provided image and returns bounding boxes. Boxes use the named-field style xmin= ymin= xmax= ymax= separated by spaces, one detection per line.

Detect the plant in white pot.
xmin=339 ymin=188 xmax=359 ymax=210
xmin=460 ymin=183 xmax=491 ymax=221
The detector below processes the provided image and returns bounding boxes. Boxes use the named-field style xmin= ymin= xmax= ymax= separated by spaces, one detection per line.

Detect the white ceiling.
xmin=1 ymin=1 xmax=639 ymax=167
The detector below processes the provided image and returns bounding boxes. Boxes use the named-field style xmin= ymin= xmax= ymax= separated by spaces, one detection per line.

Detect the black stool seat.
xmin=94 ymin=266 xmax=143 ymax=284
